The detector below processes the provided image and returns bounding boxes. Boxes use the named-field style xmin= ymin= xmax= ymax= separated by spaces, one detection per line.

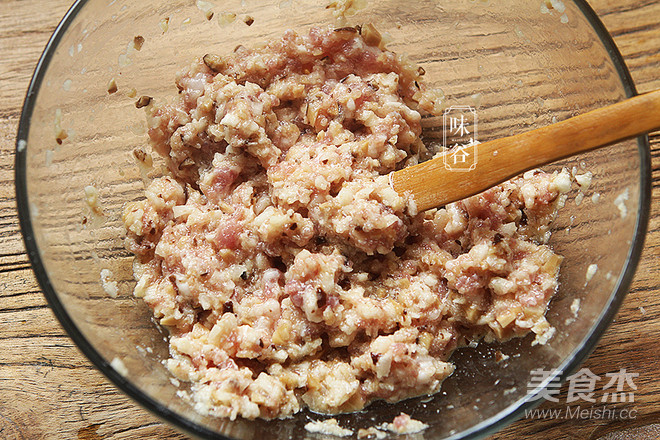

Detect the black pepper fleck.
xmin=133 ymin=35 xmax=145 ymax=51
xmin=334 ymin=26 xmax=358 ymax=33
xmin=520 ymin=210 xmax=528 ymax=226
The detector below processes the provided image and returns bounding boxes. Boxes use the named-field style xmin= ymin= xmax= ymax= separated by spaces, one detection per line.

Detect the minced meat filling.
xmin=123 ymin=26 xmax=569 ymax=420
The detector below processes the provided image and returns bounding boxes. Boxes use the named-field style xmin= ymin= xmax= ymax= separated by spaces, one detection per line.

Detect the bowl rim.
xmin=14 ymin=1 xmax=652 ymax=439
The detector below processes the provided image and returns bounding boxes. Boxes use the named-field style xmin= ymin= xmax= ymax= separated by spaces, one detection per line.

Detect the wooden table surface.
xmin=1 ymin=1 xmax=658 ymax=439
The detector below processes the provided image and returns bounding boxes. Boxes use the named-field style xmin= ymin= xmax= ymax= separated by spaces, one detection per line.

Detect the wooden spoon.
xmin=390 ymin=90 xmax=660 ymax=212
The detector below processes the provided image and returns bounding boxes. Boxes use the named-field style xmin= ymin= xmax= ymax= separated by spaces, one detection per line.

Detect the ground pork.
xmin=123 ymin=26 xmax=570 ymax=420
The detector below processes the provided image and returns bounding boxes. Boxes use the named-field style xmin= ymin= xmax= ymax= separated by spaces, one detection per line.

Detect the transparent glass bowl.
xmin=16 ymin=0 xmax=651 ymax=439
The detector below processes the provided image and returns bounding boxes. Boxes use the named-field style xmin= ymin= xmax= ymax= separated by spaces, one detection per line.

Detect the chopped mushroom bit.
xmin=135 ymin=96 xmax=152 ymax=108
xmin=107 ymin=77 xmax=118 ymax=94
xmin=203 ymin=54 xmax=225 ymax=72
xmin=133 ymin=35 xmax=145 ymax=51
xmin=360 ymin=23 xmax=383 ymax=47
xmin=55 ymin=128 xmax=68 ymax=145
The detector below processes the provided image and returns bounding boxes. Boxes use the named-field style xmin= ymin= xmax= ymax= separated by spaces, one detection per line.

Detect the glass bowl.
xmin=15 ymin=0 xmax=651 ymax=439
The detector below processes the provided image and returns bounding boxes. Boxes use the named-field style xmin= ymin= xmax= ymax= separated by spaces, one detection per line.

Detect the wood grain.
xmin=393 ymin=90 xmax=660 ymax=211
xmin=0 ymin=1 xmax=658 ymax=439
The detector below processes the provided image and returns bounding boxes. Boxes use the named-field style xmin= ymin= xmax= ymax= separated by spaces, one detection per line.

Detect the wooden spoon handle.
xmin=391 ymin=89 xmax=660 ymax=212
